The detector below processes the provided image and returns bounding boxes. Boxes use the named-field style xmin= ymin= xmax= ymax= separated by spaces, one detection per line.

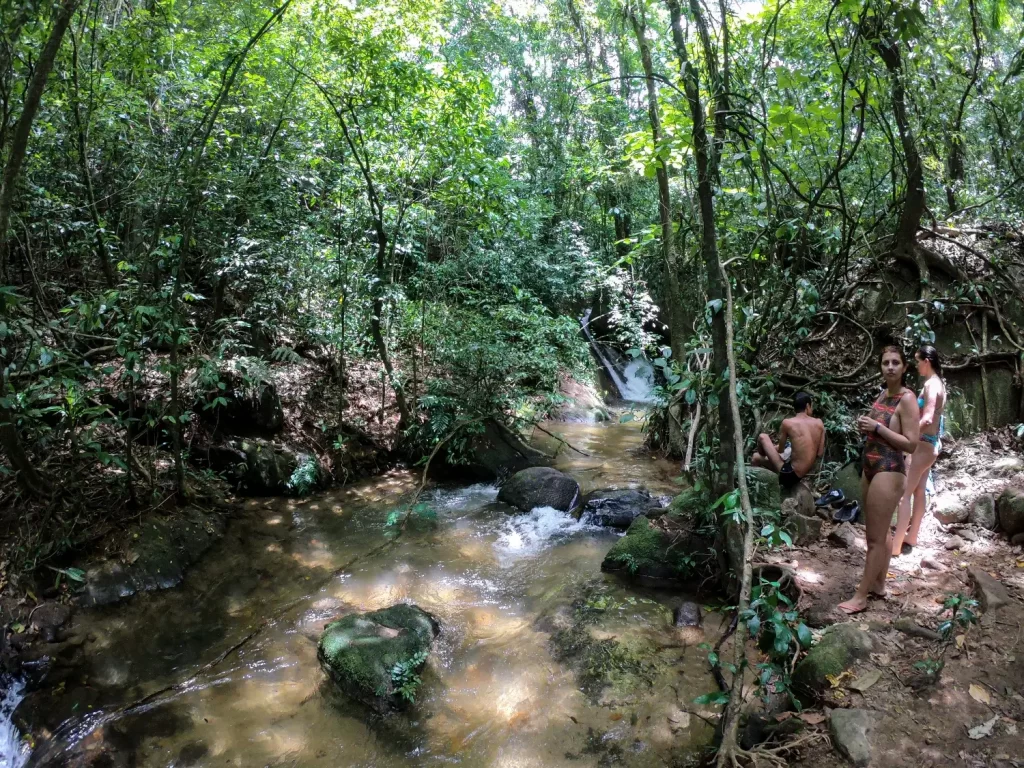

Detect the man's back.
xmin=783 ymin=414 xmax=825 ymax=477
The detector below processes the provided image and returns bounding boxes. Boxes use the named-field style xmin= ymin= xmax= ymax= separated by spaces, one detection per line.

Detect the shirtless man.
xmin=751 ymin=392 xmax=825 ymax=489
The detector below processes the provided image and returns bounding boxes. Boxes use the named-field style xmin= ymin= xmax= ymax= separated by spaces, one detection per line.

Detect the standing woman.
xmin=839 ymin=346 xmax=919 ymax=614
xmin=891 ymin=346 xmax=946 ymax=556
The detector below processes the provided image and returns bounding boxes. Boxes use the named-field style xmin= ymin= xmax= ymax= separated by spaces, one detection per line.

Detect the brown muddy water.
xmin=17 ymin=422 xmax=720 ymax=768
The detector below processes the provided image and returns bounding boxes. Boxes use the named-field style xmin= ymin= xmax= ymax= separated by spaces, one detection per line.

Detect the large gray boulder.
xmin=318 ymin=604 xmax=440 ymax=712
xmin=498 ymin=467 xmax=580 ymax=512
xmin=997 ymin=486 xmax=1024 ymax=537
xmin=969 ymin=493 xmax=997 ymax=530
xmin=579 ymin=488 xmax=667 ymax=529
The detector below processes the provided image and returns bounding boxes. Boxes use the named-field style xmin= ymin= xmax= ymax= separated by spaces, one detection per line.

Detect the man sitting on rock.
xmin=751 ymin=391 xmax=824 ymax=489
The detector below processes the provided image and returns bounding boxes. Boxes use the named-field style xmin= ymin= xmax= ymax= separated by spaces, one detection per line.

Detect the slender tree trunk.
xmin=666 ymin=0 xmax=735 ymax=494
xmin=627 ymin=4 xmax=686 ymax=362
xmin=0 ymin=0 xmax=79 ymax=496
xmin=0 ymin=0 xmax=80 ymax=277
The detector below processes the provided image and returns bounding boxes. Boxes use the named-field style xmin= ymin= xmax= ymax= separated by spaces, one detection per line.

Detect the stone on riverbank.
xmin=830 ymin=708 xmax=880 ymax=767
xmin=969 ymin=493 xmax=998 ymax=530
xmin=600 ymin=511 xmax=716 ymax=585
xmin=997 ymin=486 xmax=1024 ymax=537
xmin=318 ymin=604 xmax=440 ymax=713
xmin=580 ymin=488 xmax=667 ymax=529
xmin=792 ymin=623 xmax=874 ymax=702
xmin=498 ymin=466 xmax=580 ymax=512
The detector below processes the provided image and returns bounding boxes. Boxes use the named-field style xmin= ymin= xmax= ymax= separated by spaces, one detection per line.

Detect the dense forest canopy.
xmin=2 ymin=0 xmax=1023 ymax=551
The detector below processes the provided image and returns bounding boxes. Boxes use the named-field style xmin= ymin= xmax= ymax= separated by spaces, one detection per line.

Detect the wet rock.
xmin=933 ymin=492 xmax=970 ymax=525
xmin=673 ymin=601 xmax=702 ymax=628
xmin=793 ymin=623 xmax=874 ymax=702
xmin=968 ymin=567 xmax=1010 ymax=615
xmin=1011 ymin=532 xmax=1024 ymax=546
xmin=944 ymin=535 xmax=965 ymax=550
xmin=600 ymin=513 xmax=716 ymax=585
xmin=78 ymin=507 xmax=226 ymax=607
xmin=969 ymin=494 xmax=998 ymax=530
xmin=830 ymin=708 xmax=880 ymax=767
xmin=498 ymin=467 xmax=580 ymax=513
xmin=549 ymin=374 xmax=611 ymax=423
xmin=318 ymin=603 xmax=440 ymax=713
xmin=997 ymin=486 xmax=1024 ymax=537
xmin=30 ymin=602 xmax=71 ymax=632
xmin=194 ymin=438 xmax=318 ymax=495
xmin=580 ymin=488 xmax=663 ymax=529
xmin=828 ymin=523 xmax=864 ymax=550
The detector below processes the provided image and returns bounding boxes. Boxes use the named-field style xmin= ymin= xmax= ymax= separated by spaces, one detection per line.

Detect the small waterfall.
xmin=580 ymin=311 xmax=657 ymax=403
xmin=1 ymin=676 xmax=29 ymax=768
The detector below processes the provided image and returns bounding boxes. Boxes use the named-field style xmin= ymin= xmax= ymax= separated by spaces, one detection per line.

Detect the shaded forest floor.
xmin=756 ymin=432 xmax=1024 ymax=768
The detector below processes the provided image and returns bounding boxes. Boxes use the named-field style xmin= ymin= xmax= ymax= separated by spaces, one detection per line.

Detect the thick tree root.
xmin=716 ymin=732 xmax=828 ymax=767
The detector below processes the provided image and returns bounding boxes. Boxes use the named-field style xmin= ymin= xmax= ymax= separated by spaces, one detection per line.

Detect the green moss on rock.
xmin=792 ymin=623 xmax=874 ymax=704
xmin=317 ymin=603 xmax=440 ymax=712
xmin=600 ymin=513 xmax=715 ymax=584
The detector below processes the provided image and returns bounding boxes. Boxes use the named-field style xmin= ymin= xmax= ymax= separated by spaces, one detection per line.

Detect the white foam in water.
xmin=493 ymin=506 xmax=598 ymax=564
xmin=1 ymin=677 xmax=29 ymax=768
xmin=619 ymin=358 xmax=657 ymax=403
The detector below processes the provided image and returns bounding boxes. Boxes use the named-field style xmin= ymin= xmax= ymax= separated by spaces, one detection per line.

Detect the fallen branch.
xmin=531 ymin=423 xmax=592 ymax=457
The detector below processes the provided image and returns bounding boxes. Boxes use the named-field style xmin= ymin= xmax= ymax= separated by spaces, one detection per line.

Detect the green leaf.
xmin=65 ymin=567 xmax=86 ymax=582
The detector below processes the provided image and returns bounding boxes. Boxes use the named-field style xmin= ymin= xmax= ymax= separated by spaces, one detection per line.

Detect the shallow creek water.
xmin=21 ymin=422 xmax=720 ymax=767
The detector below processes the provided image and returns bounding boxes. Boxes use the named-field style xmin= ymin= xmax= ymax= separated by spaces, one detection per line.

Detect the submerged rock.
xmin=673 ymin=601 xmax=702 ymax=628
xmin=580 ymin=488 xmax=666 ymax=529
xmin=318 ymin=604 xmax=440 ymax=713
xmin=497 ymin=466 xmax=580 ymax=512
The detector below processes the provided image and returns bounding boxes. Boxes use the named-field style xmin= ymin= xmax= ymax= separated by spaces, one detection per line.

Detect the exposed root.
xmin=717 ymin=731 xmax=829 ymax=767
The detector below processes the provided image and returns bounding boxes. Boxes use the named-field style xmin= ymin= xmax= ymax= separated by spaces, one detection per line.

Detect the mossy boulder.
xmin=317 ymin=604 xmax=440 ymax=712
xmin=792 ymin=623 xmax=874 ymax=703
xmin=600 ymin=512 xmax=716 ymax=585
xmin=997 ymin=486 xmax=1024 ymax=537
xmin=744 ymin=466 xmax=781 ymax=511
xmin=497 ymin=466 xmax=580 ymax=512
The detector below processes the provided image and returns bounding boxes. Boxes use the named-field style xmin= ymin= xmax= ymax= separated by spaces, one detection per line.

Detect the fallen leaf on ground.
xmin=969 ymin=684 xmax=991 ymax=705
xmin=774 ymin=712 xmax=795 ymax=722
xmin=967 ymin=716 xmax=998 ymax=739
xmin=799 ymin=712 xmax=826 ymax=725
xmin=955 ymin=634 xmax=966 ymax=650
xmin=849 ymin=669 xmax=882 ymax=692
xmin=827 ymin=670 xmax=855 ymax=688
xmin=609 ymin=713 xmax=622 ymax=721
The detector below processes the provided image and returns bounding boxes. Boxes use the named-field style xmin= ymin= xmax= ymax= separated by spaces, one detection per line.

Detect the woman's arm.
xmin=920 ymin=378 xmax=939 ymax=427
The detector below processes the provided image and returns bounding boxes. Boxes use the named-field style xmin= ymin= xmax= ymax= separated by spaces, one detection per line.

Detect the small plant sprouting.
xmin=391 ymin=649 xmax=429 ymax=703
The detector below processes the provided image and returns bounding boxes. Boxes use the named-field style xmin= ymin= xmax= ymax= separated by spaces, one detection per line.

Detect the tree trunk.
xmin=627 ymin=5 xmax=686 ymax=362
xmin=0 ymin=0 xmax=79 ymax=496
xmin=0 ymin=0 xmax=80 ymax=277
xmin=666 ymin=0 xmax=735 ymax=495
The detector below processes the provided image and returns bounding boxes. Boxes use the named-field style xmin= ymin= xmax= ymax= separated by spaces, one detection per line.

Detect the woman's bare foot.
xmin=838 ymin=596 xmax=869 ymax=614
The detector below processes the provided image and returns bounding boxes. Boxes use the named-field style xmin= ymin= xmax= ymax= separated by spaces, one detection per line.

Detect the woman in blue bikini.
xmin=891 ymin=346 xmax=946 ymax=557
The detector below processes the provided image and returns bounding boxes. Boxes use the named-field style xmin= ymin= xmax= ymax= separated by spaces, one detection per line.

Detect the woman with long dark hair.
xmin=839 ymin=345 xmax=919 ymax=614
xmin=891 ymin=345 xmax=946 ymax=556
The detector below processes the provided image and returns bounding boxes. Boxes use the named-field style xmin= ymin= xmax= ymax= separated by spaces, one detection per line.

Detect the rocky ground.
xmin=753 ymin=431 xmax=1024 ymax=767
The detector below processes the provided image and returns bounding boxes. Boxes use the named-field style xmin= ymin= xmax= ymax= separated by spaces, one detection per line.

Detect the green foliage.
xmin=390 ymin=649 xmax=430 ymax=703
xmin=287 ymin=457 xmax=320 ymax=496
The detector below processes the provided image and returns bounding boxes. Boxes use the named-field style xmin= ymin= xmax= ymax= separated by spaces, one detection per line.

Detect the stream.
xmin=10 ymin=422 xmax=720 ymax=767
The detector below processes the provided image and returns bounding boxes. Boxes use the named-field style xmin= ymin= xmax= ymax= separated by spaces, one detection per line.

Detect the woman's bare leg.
xmin=839 ymin=472 xmax=904 ymax=614
xmin=892 ymin=444 xmax=933 ymax=555
xmin=905 ymin=446 xmax=936 ymax=545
